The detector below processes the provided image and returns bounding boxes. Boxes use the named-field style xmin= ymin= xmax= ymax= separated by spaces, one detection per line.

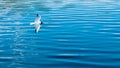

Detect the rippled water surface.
xmin=0 ymin=0 xmax=120 ymax=68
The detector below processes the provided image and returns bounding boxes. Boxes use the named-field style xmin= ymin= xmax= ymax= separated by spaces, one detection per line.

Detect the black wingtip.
xmin=35 ymin=29 xmax=37 ymax=33
xmin=41 ymin=21 xmax=43 ymax=24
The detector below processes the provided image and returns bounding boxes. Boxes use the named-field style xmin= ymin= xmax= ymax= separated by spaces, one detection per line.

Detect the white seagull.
xmin=30 ymin=14 xmax=43 ymax=33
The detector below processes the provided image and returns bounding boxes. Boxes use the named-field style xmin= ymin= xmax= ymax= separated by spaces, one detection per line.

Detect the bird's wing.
xmin=30 ymin=22 xmax=35 ymax=25
xmin=35 ymin=24 xmax=41 ymax=32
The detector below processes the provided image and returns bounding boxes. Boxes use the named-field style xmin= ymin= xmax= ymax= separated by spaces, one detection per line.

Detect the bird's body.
xmin=30 ymin=14 xmax=42 ymax=33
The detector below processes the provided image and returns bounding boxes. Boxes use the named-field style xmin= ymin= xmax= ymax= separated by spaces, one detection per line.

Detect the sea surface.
xmin=0 ymin=0 xmax=120 ymax=68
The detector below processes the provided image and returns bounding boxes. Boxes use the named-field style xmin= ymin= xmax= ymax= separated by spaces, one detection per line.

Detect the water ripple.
xmin=0 ymin=0 xmax=120 ymax=68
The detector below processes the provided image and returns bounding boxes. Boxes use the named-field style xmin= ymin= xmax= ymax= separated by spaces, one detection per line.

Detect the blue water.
xmin=0 ymin=0 xmax=120 ymax=68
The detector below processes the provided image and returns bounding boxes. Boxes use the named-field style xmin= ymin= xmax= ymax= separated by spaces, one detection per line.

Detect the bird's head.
xmin=36 ymin=14 xmax=41 ymax=20
xmin=37 ymin=14 xmax=39 ymax=17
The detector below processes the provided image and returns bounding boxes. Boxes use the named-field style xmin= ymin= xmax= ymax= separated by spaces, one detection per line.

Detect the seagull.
xmin=30 ymin=14 xmax=43 ymax=33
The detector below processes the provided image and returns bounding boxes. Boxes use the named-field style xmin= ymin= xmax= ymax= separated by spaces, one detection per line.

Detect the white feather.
xmin=30 ymin=22 xmax=35 ymax=25
xmin=30 ymin=14 xmax=42 ymax=32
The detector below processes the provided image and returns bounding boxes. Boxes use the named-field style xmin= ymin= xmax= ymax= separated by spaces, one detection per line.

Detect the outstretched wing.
xmin=30 ymin=22 xmax=35 ymax=25
xmin=35 ymin=24 xmax=41 ymax=33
